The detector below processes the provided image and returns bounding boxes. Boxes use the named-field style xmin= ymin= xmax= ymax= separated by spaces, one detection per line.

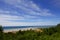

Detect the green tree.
xmin=0 ymin=25 xmax=3 ymax=40
xmin=57 ymin=24 xmax=60 ymax=27
xmin=55 ymin=24 xmax=60 ymax=33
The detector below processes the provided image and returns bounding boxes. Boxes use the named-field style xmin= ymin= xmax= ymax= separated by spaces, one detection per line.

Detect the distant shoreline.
xmin=3 ymin=25 xmax=55 ymax=33
xmin=3 ymin=28 xmax=38 ymax=33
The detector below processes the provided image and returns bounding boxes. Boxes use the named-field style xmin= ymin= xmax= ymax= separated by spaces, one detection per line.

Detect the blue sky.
xmin=0 ymin=0 xmax=60 ymax=26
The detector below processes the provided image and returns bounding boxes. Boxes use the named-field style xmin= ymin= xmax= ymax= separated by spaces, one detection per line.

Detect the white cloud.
xmin=4 ymin=0 xmax=53 ymax=16
xmin=0 ymin=14 xmax=25 ymax=20
xmin=0 ymin=14 xmax=57 ymax=26
xmin=0 ymin=14 xmax=24 ymax=26
xmin=0 ymin=21 xmax=57 ymax=26
xmin=0 ymin=9 xmax=19 ymax=15
xmin=0 ymin=10 xmax=10 ymax=14
xmin=0 ymin=0 xmax=56 ymax=26
xmin=0 ymin=14 xmax=56 ymax=26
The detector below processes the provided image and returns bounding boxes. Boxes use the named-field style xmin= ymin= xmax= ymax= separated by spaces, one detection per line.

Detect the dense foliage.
xmin=0 ymin=25 xmax=3 ymax=40
xmin=0 ymin=24 xmax=60 ymax=40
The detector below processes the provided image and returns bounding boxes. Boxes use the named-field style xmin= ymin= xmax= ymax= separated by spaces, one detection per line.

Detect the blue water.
xmin=3 ymin=25 xmax=55 ymax=30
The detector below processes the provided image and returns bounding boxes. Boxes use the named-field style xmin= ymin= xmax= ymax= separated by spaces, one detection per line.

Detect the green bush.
xmin=1 ymin=24 xmax=60 ymax=40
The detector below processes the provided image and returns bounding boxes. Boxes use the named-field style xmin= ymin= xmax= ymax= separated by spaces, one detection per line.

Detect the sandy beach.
xmin=3 ymin=28 xmax=37 ymax=33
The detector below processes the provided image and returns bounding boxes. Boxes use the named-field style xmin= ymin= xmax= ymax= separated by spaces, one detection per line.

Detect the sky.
xmin=0 ymin=0 xmax=60 ymax=26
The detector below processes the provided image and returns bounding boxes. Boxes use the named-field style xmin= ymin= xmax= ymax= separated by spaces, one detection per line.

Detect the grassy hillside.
xmin=0 ymin=24 xmax=60 ymax=40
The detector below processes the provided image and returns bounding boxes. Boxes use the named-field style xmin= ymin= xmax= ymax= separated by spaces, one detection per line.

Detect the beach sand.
xmin=3 ymin=28 xmax=37 ymax=33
